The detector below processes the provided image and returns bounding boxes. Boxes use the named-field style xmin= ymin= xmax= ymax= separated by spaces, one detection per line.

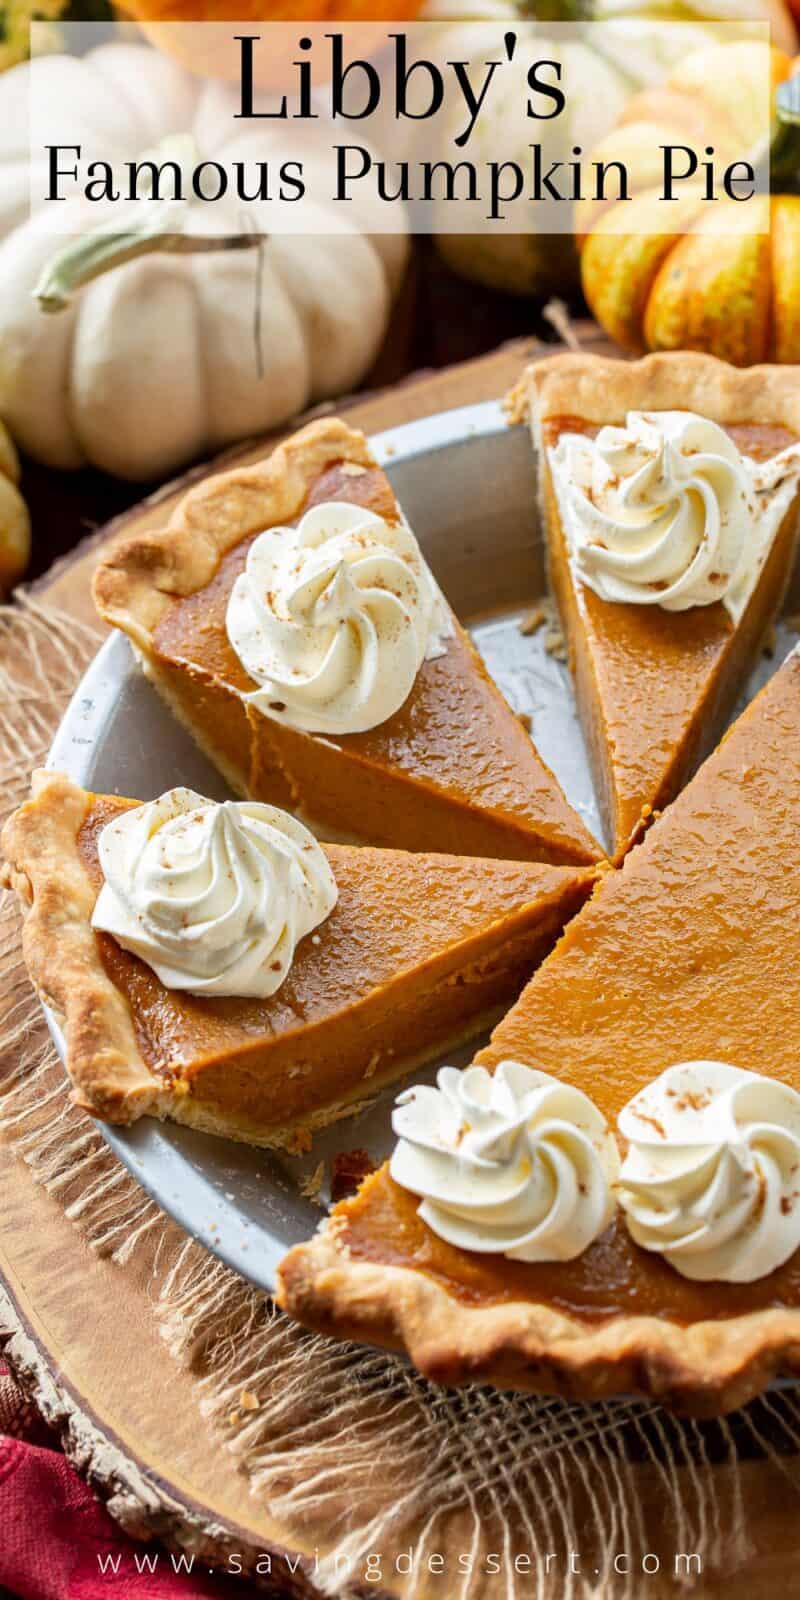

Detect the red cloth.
xmin=0 ymin=1367 xmax=245 ymax=1600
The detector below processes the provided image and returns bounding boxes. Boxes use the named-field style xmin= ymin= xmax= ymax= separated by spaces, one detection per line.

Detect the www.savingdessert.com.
xmin=95 ymin=1547 xmax=703 ymax=1583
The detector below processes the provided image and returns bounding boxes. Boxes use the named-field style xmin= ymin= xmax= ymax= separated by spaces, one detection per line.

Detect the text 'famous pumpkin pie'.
xmin=0 ymin=772 xmax=596 ymax=1150
xmin=278 ymin=645 xmax=800 ymax=1414
xmin=92 ymin=418 xmax=601 ymax=868
xmin=509 ymin=352 xmax=800 ymax=861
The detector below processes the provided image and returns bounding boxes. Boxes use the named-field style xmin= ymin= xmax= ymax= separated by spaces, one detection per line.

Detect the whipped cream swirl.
xmin=390 ymin=1061 xmax=619 ymax=1262
xmin=617 ymin=1062 xmax=800 ymax=1283
xmin=226 ymin=500 xmax=453 ymax=735
xmin=549 ymin=411 xmax=800 ymax=623
xmin=91 ymin=788 xmax=337 ymax=998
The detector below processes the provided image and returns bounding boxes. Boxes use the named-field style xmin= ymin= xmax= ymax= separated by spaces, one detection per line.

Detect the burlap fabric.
xmin=3 ymin=595 xmax=800 ymax=1599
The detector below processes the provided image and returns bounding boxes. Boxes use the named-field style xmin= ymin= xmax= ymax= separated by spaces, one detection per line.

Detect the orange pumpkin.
xmin=115 ymin=0 xmax=424 ymax=86
xmin=579 ymin=42 xmax=800 ymax=366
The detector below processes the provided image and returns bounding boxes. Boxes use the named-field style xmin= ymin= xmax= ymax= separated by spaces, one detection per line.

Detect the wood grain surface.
xmin=4 ymin=326 xmax=800 ymax=1597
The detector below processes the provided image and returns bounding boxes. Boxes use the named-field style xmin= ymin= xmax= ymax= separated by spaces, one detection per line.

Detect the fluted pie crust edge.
xmin=0 ymin=770 xmax=163 ymax=1124
xmin=276 ymin=1209 xmax=800 ymax=1416
xmin=92 ymin=416 xmax=377 ymax=649
xmin=506 ymin=349 xmax=800 ymax=433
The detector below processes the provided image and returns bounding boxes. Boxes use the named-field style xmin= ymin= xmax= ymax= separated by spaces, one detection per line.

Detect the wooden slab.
xmin=6 ymin=327 xmax=800 ymax=1597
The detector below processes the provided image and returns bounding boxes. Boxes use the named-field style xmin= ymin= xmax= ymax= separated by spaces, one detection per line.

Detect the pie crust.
xmin=278 ymin=1197 xmax=800 ymax=1415
xmin=2 ymin=772 xmax=169 ymax=1123
xmin=508 ymin=351 xmax=800 ymax=860
xmin=507 ymin=349 xmax=800 ymax=433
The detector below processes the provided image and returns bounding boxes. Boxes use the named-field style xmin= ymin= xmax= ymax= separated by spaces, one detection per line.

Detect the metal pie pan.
xmin=44 ymin=399 xmax=799 ymax=1294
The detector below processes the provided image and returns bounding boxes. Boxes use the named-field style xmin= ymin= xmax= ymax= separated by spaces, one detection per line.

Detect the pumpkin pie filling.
xmin=523 ymin=359 xmax=800 ymax=862
xmin=542 ymin=418 xmax=800 ymax=458
xmin=334 ymin=1169 xmax=800 ymax=1325
xmin=282 ymin=646 xmax=800 ymax=1329
xmin=539 ymin=417 xmax=800 ymax=766
xmin=131 ymin=440 xmax=601 ymax=867
xmin=63 ymin=790 xmax=595 ymax=1144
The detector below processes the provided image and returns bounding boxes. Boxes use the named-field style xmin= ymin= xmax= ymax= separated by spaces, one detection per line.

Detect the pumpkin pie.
xmin=278 ymin=645 xmax=800 ymax=1413
xmin=1 ymin=771 xmax=596 ymax=1149
xmin=509 ymin=352 xmax=800 ymax=860
xmin=92 ymin=418 xmax=601 ymax=868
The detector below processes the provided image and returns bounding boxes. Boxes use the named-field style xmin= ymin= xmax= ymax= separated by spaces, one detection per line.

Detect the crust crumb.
xmin=544 ymin=630 xmax=567 ymax=662
xmin=300 ymin=1160 xmax=326 ymax=1205
xmin=520 ymin=597 xmax=565 ymax=659
xmin=532 ymin=597 xmax=567 ymax=661
xmin=519 ymin=605 xmax=545 ymax=637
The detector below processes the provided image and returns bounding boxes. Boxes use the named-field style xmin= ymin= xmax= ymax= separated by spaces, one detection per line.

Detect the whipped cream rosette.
xmin=225 ymin=500 xmax=453 ymax=735
xmin=92 ymin=787 xmax=337 ymax=999
xmin=617 ymin=1061 xmax=800 ymax=1283
xmin=549 ymin=410 xmax=800 ymax=622
xmin=390 ymin=1060 xmax=619 ymax=1262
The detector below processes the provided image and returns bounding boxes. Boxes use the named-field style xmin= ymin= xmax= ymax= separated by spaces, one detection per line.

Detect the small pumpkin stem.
xmin=32 ymin=132 xmax=262 ymax=313
xmin=35 ymin=215 xmax=259 ymax=313
xmin=512 ymin=0 xmax=593 ymax=16
xmin=770 ymin=74 xmax=800 ymax=190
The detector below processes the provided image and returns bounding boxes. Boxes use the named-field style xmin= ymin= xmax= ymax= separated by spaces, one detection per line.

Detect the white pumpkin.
xmin=0 ymin=43 xmax=408 ymax=481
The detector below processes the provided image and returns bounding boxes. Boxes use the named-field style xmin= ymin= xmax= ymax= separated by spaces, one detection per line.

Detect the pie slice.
xmin=509 ymin=351 xmax=800 ymax=860
xmin=278 ymin=646 xmax=800 ymax=1412
xmin=92 ymin=418 xmax=601 ymax=868
xmin=2 ymin=771 xmax=596 ymax=1149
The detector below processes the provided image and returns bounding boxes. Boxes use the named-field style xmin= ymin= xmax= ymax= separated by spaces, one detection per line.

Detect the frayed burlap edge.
xmin=3 ymin=597 xmax=800 ymax=1599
